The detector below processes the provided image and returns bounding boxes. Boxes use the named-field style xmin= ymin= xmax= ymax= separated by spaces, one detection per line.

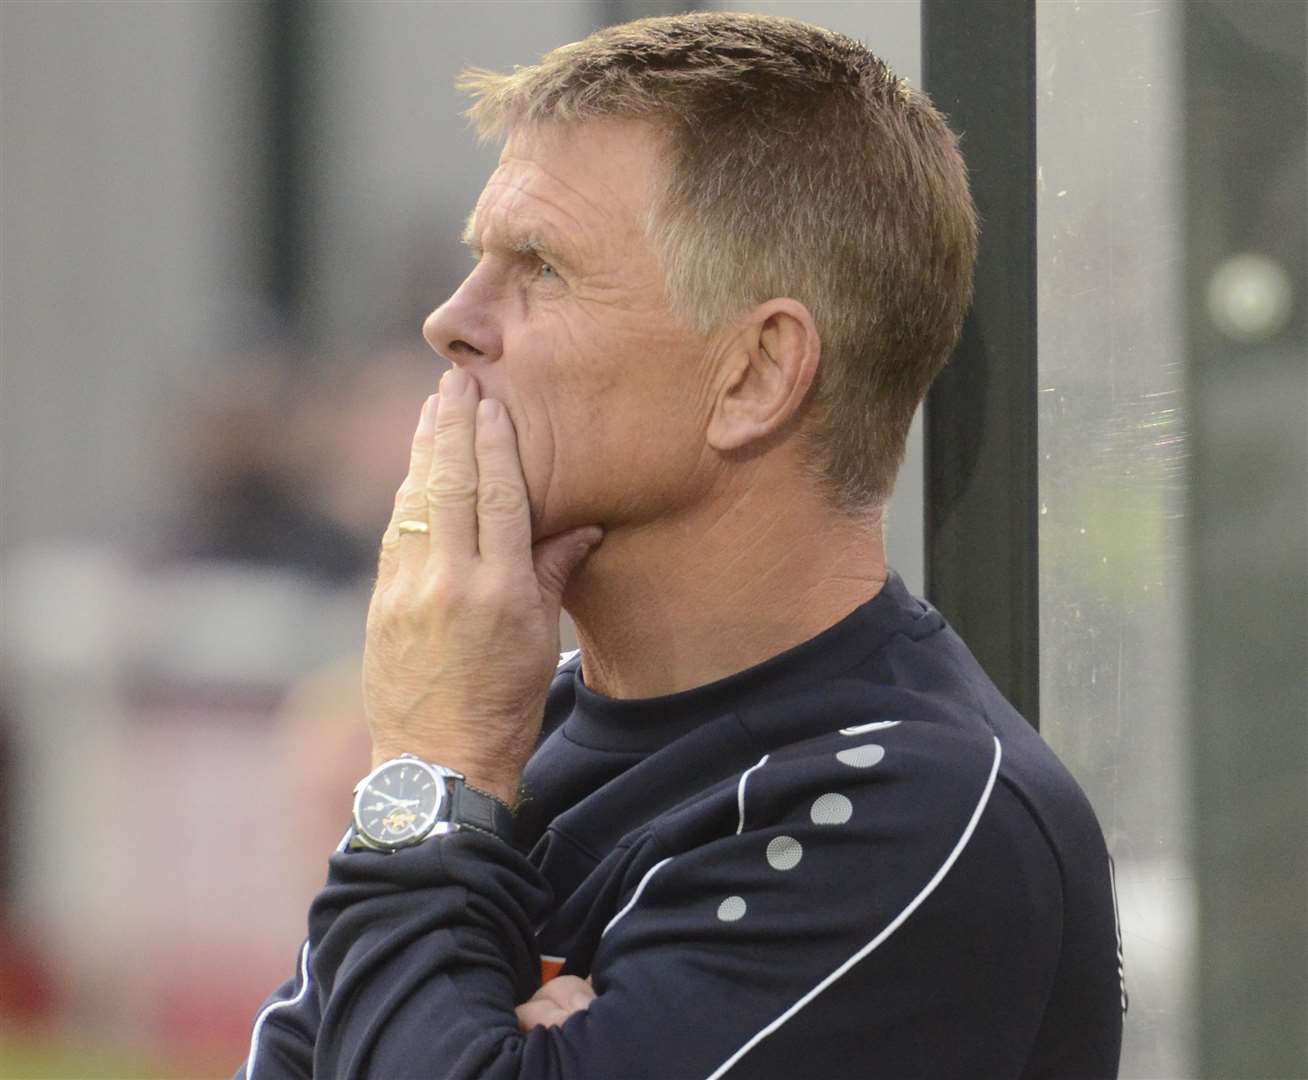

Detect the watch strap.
xmin=450 ymin=781 xmax=517 ymax=845
xmin=346 ymin=827 xmax=383 ymax=852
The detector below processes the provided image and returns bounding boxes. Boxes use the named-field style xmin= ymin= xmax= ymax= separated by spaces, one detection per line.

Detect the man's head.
xmin=424 ymin=11 xmax=977 ymax=542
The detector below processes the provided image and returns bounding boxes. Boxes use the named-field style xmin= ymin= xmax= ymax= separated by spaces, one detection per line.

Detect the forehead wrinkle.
xmin=463 ymin=156 xmax=639 ymax=271
xmin=461 ymin=190 xmax=589 ymax=273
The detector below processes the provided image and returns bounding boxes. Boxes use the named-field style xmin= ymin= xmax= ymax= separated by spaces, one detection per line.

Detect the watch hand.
xmin=373 ymin=791 xmax=421 ymax=807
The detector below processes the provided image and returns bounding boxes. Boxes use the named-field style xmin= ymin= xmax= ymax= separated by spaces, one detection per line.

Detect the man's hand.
xmin=362 ymin=367 xmax=604 ymax=804
xmin=515 ymin=975 xmax=596 ymax=1031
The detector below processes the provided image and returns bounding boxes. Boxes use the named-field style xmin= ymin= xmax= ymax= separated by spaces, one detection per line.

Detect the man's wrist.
xmin=459 ymin=774 xmax=520 ymax=811
xmin=369 ymin=744 xmax=521 ymax=809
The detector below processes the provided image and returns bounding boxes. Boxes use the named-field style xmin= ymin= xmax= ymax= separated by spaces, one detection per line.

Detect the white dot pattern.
xmin=766 ymin=835 xmax=804 ymax=871
xmin=717 ymin=752 xmax=865 ymax=928
xmin=836 ymin=744 xmax=886 ymax=768
xmin=811 ymin=792 xmax=853 ymax=825
xmin=717 ymin=895 xmax=747 ymax=922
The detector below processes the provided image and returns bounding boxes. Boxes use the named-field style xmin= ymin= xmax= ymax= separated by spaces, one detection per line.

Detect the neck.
xmin=561 ymin=462 xmax=889 ymax=701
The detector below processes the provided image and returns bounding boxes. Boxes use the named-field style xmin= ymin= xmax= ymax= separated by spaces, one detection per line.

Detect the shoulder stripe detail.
xmin=601 ymin=856 xmax=675 ymax=939
xmin=736 ymin=754 xmax=770 ymax=835
xmin=704 ymin=735 xmax=1004 ymax=1080
xmin=839 ymin=720 xmax=902 ymax=735
xmin=245 ymin=939 xmax=311 ymax=1080
xmin=602 ymin=755 xmax=769 ymax=942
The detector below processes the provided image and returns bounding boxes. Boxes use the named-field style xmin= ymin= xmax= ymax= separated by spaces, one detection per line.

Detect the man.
xmin=239 ymin=12 xmax=1125 ymax=1079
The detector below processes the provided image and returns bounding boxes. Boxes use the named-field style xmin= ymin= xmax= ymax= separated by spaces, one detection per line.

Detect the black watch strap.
xmin=450 ymin=781 xmax=517 ymax=846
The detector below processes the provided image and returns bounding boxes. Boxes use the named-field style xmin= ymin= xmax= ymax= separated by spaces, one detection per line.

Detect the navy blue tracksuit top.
xmin=237 ymin=571 xmax=1126 ymax=1079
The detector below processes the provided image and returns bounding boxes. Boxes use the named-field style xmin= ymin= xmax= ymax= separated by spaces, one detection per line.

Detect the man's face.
xmin=422 ymin=118 xmax=721 ymax=542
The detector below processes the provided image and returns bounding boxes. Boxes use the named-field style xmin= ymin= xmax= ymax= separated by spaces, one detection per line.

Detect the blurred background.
xmin=0 ymin=1 xmax=1303 ymax=1078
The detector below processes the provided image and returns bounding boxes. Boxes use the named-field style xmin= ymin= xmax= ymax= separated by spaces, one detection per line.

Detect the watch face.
xmin=354 ymin=759 xmax=445 ymax=847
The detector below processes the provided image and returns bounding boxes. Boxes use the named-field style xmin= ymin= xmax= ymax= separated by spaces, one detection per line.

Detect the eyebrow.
xmin=460 ymin=210 xmax=579 ymax=272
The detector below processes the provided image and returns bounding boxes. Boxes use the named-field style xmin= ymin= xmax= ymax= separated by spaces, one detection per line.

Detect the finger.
xmin=550 ymin=975 xmax=595 ymax=1002
xmin=535 ymin=974 xmax=594 ymax=1010
xmin=473 ymin=397 xmax=532 ymax=568
xmin=426 ymin=368 xmax=480 ymax=568
xmin=377 ymin=394 xmax=438 ymax=585
xmin=515 ymin=999 xmax=574 ymax=1031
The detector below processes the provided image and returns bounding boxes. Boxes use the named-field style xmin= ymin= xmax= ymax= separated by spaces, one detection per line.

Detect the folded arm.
xmin=237 ymin=731 xmax=1066 ymax=1080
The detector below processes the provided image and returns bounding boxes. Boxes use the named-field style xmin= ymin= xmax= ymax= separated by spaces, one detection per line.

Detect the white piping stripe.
xmin=601 ymin=856 xmax=674 ymax=938
xmin=1108 ymin=852 xmax=1127 ymax=1014
xmin=1108 ymin=853 xmax=1124 ymax=963
xmin=246 ymin=939 xmax=311 ymax=1080
xmin=736 ymin=755 xmax=770 ymax=835
xmin=602 ymin=755 xmax=771 ymax=944
xmin=838 ymin=720 xmax=902 ymax=735
xmin=704 ymin=735 xmax=1004 ymax=1080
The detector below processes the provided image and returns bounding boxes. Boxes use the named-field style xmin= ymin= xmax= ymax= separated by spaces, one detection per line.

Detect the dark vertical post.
xmin=921 ymin=1 xmax=1040 ymax=727
xmin=1184 ymin=3 xmax=1308 ymax=1077
xmin=262 ymin=0 xmax=312 ymax=334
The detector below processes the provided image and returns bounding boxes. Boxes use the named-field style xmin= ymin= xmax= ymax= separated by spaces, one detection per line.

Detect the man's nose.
xmin=422 ymin=283 xmax=501 ymax=369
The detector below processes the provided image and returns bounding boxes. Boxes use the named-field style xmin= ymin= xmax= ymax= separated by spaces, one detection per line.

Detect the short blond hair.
xmin=457 ymin=11 xmax=979 ymax=514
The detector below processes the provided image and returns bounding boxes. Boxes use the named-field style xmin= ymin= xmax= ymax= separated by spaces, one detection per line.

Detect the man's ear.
xmin=706 ymin=299 xmax=820 ymax=453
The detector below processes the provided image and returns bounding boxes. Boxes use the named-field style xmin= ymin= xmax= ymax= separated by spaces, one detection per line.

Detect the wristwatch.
xmin=348 ymin=753 xmax=516 ymax=851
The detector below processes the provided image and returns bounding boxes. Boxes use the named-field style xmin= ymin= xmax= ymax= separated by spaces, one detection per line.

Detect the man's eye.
xmin=537 ymin=260 xmax=558 ymax=280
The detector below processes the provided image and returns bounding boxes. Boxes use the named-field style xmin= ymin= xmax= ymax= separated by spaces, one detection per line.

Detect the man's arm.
xmin=236 ymin=827 xmax=360 ymax=1080
xmin=233 ymin=374 xmax=1114 ymax=1077
xmin=239 ymin=727 xmax=1083 ymax=1080
xmin=236 ymin=941 xmax=317 ymax=1080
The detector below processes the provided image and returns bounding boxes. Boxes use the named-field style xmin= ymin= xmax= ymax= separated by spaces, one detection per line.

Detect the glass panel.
xmin=1036 ymin=4 xmax=1192 ymax=1078
xmin=1184 ymin=4 xmax=1308 ymax=1075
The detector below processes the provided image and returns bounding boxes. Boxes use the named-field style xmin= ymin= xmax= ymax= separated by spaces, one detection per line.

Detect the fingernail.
xmin=478 ymin=398 xmax=502 ymax=421
xmin=419 ymin=394 xmax=438 ymax=435
xmin=442 ymin=367 xmax=469 ymax=395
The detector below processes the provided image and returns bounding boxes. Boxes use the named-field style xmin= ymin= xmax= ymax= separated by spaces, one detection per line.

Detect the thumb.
xmin=532 ymin=527 xmax=603 ymax=602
